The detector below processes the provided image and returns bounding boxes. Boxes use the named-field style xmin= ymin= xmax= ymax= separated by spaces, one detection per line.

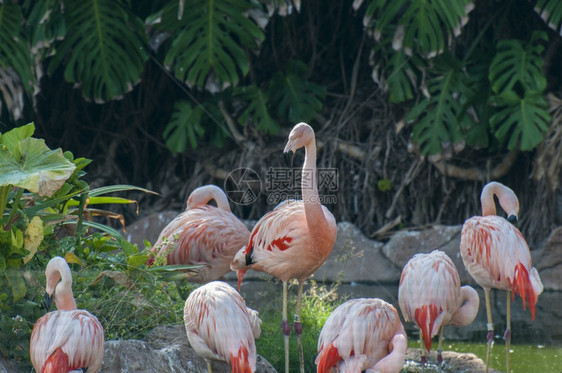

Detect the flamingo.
xmin=184 ymin=281 xmax=261 ymax=373
xmin=316 ymin=298 xmax=407 ymax=373
xmin=30 ymin=256 xmax=104 ymax=373
xmin=398 ymin=250 xmax=479 ymax=368
xmin=460 ymin=181 xmax=543 ymax=372
xmin=150 ymin=184 xmax=250 ymax=283
xmin=230 ymin=122 xmax=337 ymax=373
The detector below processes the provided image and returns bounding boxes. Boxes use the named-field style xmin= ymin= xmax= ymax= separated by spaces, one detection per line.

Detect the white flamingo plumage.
xmin=231 ymin=122 xmax=337 ymax=373
xmin=184 ymin=281 xmax=261 ymax=373
xmin=398 ymin=250 xmax=479 ymax=367
xmin=150 ymin=184 xmax=249 ymax=283
xmin=316 ymin=298 xmax=407 ymax=373
xmin=30 ymin=256 xmax=104 ymax=373
xmin=460 ymin=181 xmax=543 ymax=372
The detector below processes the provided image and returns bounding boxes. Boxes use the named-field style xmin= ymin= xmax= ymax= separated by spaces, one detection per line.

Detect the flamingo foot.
xmin=282 ymin=320 xmax=291 ymax=336
xmin=437 ymin=351 xmax=443 ymax=366
xmin=420 ymin=355 xmax=427 ymax=366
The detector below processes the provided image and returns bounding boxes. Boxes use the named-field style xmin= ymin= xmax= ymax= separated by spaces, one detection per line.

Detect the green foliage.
xmin=164 ymin=101 xmax=205 ymax=152
xmin=534 ymin=0 xmax=562 ymax=35
xmin=47 ymin=0 xmax=148 ymax=102
xmin=234 ymin=85 xmax=281 ymax=135
xmin=269 ymin=60 xmax=326 ymax=123
xmin=156 ymin=0 xmax=265 ymax=87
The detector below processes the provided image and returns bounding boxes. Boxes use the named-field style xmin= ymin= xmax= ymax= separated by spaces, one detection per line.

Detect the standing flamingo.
xmin=460 ymin=181 xmax=543 ymax=372
xmin=230 ymin=122 xmax=337 ymax=373
xmin=316 ymin=298 xmax=407 ymax=373
xmin=30 ymin=256 xmax=104 ymax=373
xmin=398 ymin=250 xmax=479 ymax=368
xmin=184 ymin=281 xmax=261 ymax=373
xmin=150 ymin=184 xmax=250 ymax=283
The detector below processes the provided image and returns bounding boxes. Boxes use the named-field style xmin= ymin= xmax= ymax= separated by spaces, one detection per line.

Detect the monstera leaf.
xmin=268 ymin=60 xmax=326 ymax=123
xmin=163 ymin=101 xmax=205 ymax=152
xmin=155 ymin=0 xmax=265 ymax=89
xmin=535 ymin=0 xmax=562 ymax=36
xmin=488 ymin=31 xmax=550 ymax=151
xmin=0 ymin=4 xmax=33 ymax=118
xmin=489 ymin=32 xmax=547 ymax=95
xmin=47 ymin=0 xmax=148 ymax=103
xmin=408 ymin=54 xmax=474 ymax=155
xmin=359 ymin=0 xmax=474 ymax=57
xmin=234 ymin=85 xmax=280 ymax=134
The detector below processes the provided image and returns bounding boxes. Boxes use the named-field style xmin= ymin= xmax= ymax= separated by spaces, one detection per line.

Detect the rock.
xmin=314 ymin=221 xmax=401 ymax=283
xmin=381 ymin=225 xmax=474 ymax=285
xmin=0 ymin=355 xmax=19 ymax=373
xmin=102 ymin=324 xmax=277 ymax=373
xmin=123 ymin=211 xmax=180 ymax=248
xmin=534 ymin=226 xmax=562 ymax=291
xmin=403 ymin=348 xmax=501 ymax=372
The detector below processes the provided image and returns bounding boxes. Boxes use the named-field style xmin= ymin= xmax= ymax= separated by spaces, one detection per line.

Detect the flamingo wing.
xmin=398 ymin=250 xmax=462 ymax=351
xmin=154 ymin=206 xmax=249 ymax=282
xmin=184 ymin=282 xmax=260 ymax=372
xmin=30 ymin=310 xmax=104 ymax=373
xmin=316 ymin=298 xmax=403 ymax=373
xmin=460 ymin=216 xmax=543 ymax=318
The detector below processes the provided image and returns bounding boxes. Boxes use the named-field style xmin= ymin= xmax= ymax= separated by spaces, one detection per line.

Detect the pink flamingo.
xmin=460 ymin=181 xmax=543 ymax=372
xmin=150 ymin=184 xmax=250 ymax=283
xmin=316 ymin=298 xmax=407 ymax=373
xmin=230 ymin=122 xmax=337 ymax=373
xmin=184 ymin=281 xmax=261 ymax=373
xmin=398 ymin=250 xmax=479 ymax=368
xmin=30 ymin=256 xmax=104 ymax=373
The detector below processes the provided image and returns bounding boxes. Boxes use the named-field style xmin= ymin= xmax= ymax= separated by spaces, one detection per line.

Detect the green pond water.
xmin=407 ymin=341 xmax=562 ymax=373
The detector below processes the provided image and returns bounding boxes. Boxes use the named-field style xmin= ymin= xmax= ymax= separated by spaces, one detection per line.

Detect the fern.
xmin=408 ymin=54 xmax=473 ymax=155
xmin=47 ymin=0 xmax=148 ymax=103
xmin=268 ymin=60 xmax=326 ymax=123
xmin=360 ymin=0 xmax=474 ymax=57
xmin=234 ymin=85 xmax=280 ymax=134
xmin=156 ymin=0 xmax=265 ymax=89
xmin=488 ymin=31 xmax=550 ymax=151
xmin=535 ymin=0 xmax=562 ymax=36
xmin=163 ymin=101 xmax=205 ymax=153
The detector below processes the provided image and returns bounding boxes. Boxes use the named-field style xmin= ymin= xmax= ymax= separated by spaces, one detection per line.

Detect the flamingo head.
xmin=283 ymin=122 xmax=315 ymax=159
xmin=186 ymin=185 xmax=224 ymax=210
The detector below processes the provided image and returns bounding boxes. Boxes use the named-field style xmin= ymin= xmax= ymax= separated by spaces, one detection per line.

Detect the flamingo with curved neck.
xmin=30 ymin=256 xmax=104 ymax=372
xmin=231 ymin=122 xmax=337 ymax=373
xmin=150 ymin=184 xmax=249 ymax=283
xmin=399 ymin=250 xmax=479 ymax=368
xmin=460 ymin=181 xmax=543 ymax=372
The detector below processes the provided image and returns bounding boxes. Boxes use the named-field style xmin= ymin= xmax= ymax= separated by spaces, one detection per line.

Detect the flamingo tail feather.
xmin=414 ymin=304 xmax=439 ymax=353
xmin=316 ymin=342 xmax=341 ymax=373
xmin=230 ymin=345 xmax=252 ymax=373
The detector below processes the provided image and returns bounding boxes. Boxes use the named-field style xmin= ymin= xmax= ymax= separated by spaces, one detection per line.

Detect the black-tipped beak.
xmin=507 ymin=215 xmax=518 ymax=224
xmin=283 ymin=151 xmax=294 ymax=168
xmin=44 ymin=293 xmax=52 ymax=310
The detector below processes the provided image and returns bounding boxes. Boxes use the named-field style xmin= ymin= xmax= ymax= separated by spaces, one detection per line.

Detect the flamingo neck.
xmin=210 ymin=189 xmax=232 ymax=212
xmin=450 ymin=286 xmax=479 ymax=326
xmin=480 ymin=182 xmax=519 ymax=217
xmin=49 ymin=267 xmax=77 ymax=311
xmin=302 ymin=139 xmax=327 ymax=240
xmin=373 ymin=326 xmax=407 ymax=372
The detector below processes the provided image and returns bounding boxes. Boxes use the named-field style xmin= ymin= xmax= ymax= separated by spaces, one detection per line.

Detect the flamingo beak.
xmin=283 ymin=150 xmax=294 ymax=168
xmin=507 ymin=214 xmax=518 ymax=224
xmin=44 ymin=292 xmax=52 ymax=310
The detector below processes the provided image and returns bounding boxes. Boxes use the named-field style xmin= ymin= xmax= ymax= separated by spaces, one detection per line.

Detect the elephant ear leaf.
xmin=155 ymin=0 xmax=265 ymax=89
xmin=47 ymin=0 xmax=148 ymax=103
xmin=535 ymin=0 xmax=562 ymax=36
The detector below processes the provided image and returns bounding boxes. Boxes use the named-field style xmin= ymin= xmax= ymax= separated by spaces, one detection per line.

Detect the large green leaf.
xmin=234 ymin=85 xmax=280 ymax=134
xmin=0 ymin=137 xmax=76 ymax=197
xmin=268 ymin=60 xmax=326 ymax=123
xmin=155 ymin=0 xmax=265 ymax=88
xmin=25 ymin=0 xmax=66 ymax=57
xmin=47 ymin=0 xmax=148 ymax=102
xmin=408 ymin=54 xmax=474 ymax=155
xmin=163 ymin=101 xmax=205 ymax=152
xmin=490 ymin=91 xmax=550 ymax=151
xmin=489 ymin=32 xmax=547 ymax=95
xmin=535 ymin=0 xmax=562 ymax=36
xmin=360 ymin=0 xmax=474 ymax=57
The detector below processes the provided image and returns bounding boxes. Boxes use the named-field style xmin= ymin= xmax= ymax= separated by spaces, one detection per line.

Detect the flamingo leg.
xmin=437 ymin=325 xmax=444 ymax=370
xmin=484 ymin=288 xmax=493 ymax=373
xmin=206 ymin=359 xmax=213 ymax=373
xmin=282 ymin=280 xmax=290 ymax=373
xmin=419 ymin=327 xmax=427 ymax=370
xmin=294 ymin=280 xmax=305 ymax=373
xmin=505 ymin=290 xmax=511 ymax=373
